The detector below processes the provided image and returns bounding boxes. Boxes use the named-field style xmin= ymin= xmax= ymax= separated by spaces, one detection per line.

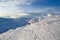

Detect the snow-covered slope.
xmin=0 ymin=14 xmax=60 ymax=40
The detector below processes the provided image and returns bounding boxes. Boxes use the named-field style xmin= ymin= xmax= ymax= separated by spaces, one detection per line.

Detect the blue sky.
xmin=0 ymin=0 xmax=60 ymax=18
xmin=32 ymin=0 xmax=60 ymax=7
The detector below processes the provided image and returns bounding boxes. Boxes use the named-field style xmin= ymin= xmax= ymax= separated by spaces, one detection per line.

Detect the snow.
xmin=0 ymin=29 xmax=14 ymax=40
xmin=28 ymin=16 xmax=42 ymax=24
xmin=0 ymin=14 xmax=60 ymax=40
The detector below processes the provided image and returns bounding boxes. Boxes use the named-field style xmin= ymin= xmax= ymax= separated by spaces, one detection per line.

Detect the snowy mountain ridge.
xmin=0 ymin=14 xmax=60 ymax=40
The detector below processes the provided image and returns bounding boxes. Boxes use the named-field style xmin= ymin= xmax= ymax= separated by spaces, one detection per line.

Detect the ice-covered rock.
xmin=28 ymin=16 xmax=42 ymax=24
xmin=0 ymin=29 xmax=15 ymax=40
xmin=0 ymin=15 xmax=60 ymax=40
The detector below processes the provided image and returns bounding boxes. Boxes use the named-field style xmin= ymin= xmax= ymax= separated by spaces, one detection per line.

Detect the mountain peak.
xmin=0 ymin=15 xmax=60 ymax=40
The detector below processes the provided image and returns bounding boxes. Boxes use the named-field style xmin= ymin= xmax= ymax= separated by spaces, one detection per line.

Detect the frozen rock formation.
xmin=0 ymin=14 xmax=60 ymax=40
xmin=28 ymin=16 xmax=42 ymax=24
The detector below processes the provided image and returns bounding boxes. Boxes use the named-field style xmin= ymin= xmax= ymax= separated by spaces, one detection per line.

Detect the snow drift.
xmin=0 ymin=14 xmax=60 ymax=40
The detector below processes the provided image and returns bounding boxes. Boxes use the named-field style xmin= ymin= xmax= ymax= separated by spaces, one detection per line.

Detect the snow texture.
xmin=0 ymin=14 xmax=60 ymax=40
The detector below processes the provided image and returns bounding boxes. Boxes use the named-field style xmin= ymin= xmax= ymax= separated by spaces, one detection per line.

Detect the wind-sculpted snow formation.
xmin=0 ymin=14 xmax=60 ymax=40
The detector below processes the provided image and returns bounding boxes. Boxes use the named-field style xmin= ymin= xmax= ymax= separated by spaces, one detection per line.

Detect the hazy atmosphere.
xmin=0 ymin=0 xmax=60 ymax=40
xmin=0 ymin=0 xmax=60 ymax=18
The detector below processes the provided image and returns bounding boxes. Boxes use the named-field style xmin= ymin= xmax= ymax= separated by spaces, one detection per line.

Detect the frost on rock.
xmin=28 ymin=16 xmax=42 ymax=24
xmin=0 ymin=15 xmax=60 ymax=40
xmin=0 ymin=29 xmax=15 ymax=40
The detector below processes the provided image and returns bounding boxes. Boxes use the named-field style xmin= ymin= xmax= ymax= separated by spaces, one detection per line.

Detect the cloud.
xmin=0 ymin=12 xmax=29 ymax=18
xmin=0 ymin=7 xmax=60 ymax=18
xmin=0 ymin=0 xmax=36 ymax=6
xmin=0 ymin=0 xmax=36 ymax=12
xmin=0 ymin=0 xmax=36 ymax=18
xmin=0 ymin=0 xmax=60 ymax=18
xmin=33 ymin=7 xmax=60 ymax=13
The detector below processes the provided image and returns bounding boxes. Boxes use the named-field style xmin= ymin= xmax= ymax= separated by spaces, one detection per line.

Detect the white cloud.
xmin=33 ymin=7 xmax=60 ymax=14
xmin=0 ymin=0 xmax=36 ymax=7
xmin=9 ymin=13 xmax=29 ymax=18
xmin=0 ymin=0 xmax=36 ymax=18
xmin=0 ymin=0 xmax=59 ymax=18
xmin=0 ymin=12 xmax=29 ymax=18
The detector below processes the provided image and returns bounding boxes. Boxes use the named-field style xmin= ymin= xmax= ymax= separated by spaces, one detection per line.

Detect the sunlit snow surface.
xmin=0 ymin=15 xmax=60 ymax=40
